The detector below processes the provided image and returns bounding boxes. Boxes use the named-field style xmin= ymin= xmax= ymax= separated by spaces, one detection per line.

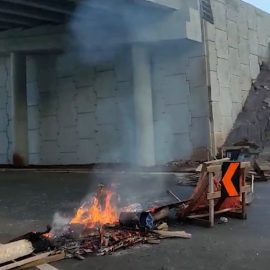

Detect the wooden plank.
xmin=241 ymin=192 xmax=247 ymax=219
xmin=0 ymin=252 xmax=52 ymax=270
xmin=240 ymin=185 xmax=252 ymax=193
xmin=208 ymin=173 xmax=215 ymax=227
xmin=241 ymin=167 xmax=247 ymax=219
xmin=0 ymin=240 xmax=34 ymax=265
xmin=37 ymin=264 xmax=60 ymax=270
xmin=204 ymin=158 xmax=230 ymax=165
xmin=187 ymin=208 xmax=233 ymax=219
xmin=240 ymin=162 xmax=250 ymax=169
xmin=146 ymin=239 xmax=161 ymax=244
xmin=222 ymin=146 xmax=250 ymax=151
xmin=207 ymin=162 xmax=250 ymax=172
xmin=16 ymin=252 xmax=65 ymax=270
xmin=207 ymin=165 xmax=221 ymax=173
xmin=207 ymin=191 xmax=221 ymax=200
xmin=195 ymin=164 xmax=203 ymax=172
xmin=153 ymin=230 xmax=191 ymax=239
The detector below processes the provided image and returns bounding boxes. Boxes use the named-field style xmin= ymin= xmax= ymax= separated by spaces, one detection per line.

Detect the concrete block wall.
xmin=206 ymin=0 xmax=270 ymax=149
xmin=152 ymin=41 xmax=210 ymax=163
xmin=0 ymin=57 xmax=12 ymax=164
xmin=0 ymin=41 xmax=210 ymax=165
xmin=25 ymin=41 xmax=209 ymax=165
xmin=26 ymin=49 xmax=135 ymax=165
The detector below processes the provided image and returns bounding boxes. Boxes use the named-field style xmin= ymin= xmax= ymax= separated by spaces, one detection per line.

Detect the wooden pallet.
xmin=0 ymin=251 xmax=65 ymax=270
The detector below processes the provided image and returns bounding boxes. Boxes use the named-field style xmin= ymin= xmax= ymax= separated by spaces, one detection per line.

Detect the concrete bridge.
xmin=0 ymin=0 xmax=268 ymax=166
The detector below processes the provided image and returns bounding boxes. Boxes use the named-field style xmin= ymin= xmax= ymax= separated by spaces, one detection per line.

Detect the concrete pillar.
xmin=132 ymin=45 xmax=155 ymax=166
xmin=10 ymin=52 xmax=28 ymax=166
xmin=268 ymin=42 xmax=270 ymax=67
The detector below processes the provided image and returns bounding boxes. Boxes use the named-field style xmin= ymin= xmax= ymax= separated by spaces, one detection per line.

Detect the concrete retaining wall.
xmin=206 ymin=0 xmax=270 ymax=150
xmin=26 ymin=49 xmax=135 ymax=165
xmin=0 ymin=0 xmax=207 ymax=165
xmin=152 ymin=41 xmax=209 ymax=163
xmin=25 ymin=41 xmax=209 ymax=165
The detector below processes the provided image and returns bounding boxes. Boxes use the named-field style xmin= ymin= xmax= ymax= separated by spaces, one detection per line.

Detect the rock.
xmin=264 ymin=97 xmax=270 ymax=107
xmin=260 ymin=85 xmax=270 ymax=90
xmin=218 ymin=217 xmax=228 ymax=224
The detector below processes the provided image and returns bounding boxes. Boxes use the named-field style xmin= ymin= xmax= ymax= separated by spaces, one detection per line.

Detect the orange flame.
xmin=70 ymin=188 xmax=119 ymax=228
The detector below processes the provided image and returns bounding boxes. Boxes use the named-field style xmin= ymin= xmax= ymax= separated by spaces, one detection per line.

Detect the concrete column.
xmin=10 ymin=52 xmax=28 ymax=166
xmin=132 ymin=45 xmax=155 ymax=166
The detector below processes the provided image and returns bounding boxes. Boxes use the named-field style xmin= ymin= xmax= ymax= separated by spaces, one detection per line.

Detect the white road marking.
xmin=37 ymin=264 xmax=60 ymax=270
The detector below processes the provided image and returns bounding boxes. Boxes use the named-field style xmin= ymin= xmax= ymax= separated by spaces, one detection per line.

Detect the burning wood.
xmin=0 ymin=184 xmax=192 ymax=270
xmin=47 ymin=182 xmax=192 ymax=258
xmin=70 ymin=184 xmax=119 ymax=228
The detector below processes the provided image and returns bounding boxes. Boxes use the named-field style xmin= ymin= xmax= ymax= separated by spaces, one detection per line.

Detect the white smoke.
xmin=49 ymin=212 xmax=71 ymax=236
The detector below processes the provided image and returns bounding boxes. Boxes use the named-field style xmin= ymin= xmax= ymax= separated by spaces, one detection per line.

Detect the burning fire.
xmin=70 ymin=185 xmax=119 ymax=228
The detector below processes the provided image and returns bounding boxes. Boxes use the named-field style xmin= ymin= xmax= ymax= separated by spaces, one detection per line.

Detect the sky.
xmin=243 ymin=0 xmax=270 ymax=13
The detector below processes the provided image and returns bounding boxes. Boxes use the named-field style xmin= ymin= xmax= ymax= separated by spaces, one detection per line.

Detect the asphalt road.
xmin=0 ymin=171 xmax=269 ymax=270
